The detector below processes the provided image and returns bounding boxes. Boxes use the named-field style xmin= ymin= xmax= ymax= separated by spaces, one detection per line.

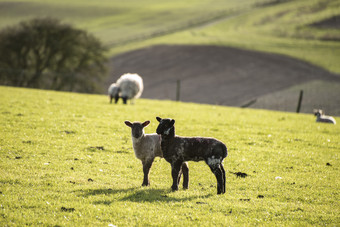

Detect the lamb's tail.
xmin=213 ymin=142 xmax=228 ymax=159
xmin=222 ymin=143 xmax=228 ymax=158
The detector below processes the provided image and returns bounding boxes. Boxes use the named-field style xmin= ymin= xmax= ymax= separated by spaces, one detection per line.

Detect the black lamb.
xmin=156 ymin=117 xmax=228 ymax=194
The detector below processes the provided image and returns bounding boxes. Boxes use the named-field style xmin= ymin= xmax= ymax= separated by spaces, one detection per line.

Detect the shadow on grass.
xmin=79 ymin=187 xmax=212 ymax=204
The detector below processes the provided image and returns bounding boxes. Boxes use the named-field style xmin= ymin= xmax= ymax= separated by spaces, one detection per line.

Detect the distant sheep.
xmin=156 ymin=117 xmax=228 ymax=194
xmin=108 ymin=83 xmax=120 ymax=104
xmin=314 ymin=109 xmax=336 ymax=124
xmin=125 ymin=120 xmax=189 ymax=188
xmin=108 ymin=73 xmax=143 ymax=104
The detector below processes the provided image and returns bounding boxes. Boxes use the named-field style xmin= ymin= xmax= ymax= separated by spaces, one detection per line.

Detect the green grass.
xmin=1 ymin=0 xmax=339 ymax=74
xmin=1 ymin=86 xmax=339 ymax=226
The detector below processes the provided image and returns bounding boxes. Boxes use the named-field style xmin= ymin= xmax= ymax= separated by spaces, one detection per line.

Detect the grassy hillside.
xmin=0 ymin=0 xmax=263 ymax=45
xmin=1 ymin=86 xmax=339 ymax=226
xmin=0 ymin=0 xmax=339 ymax=74
xmin=111 ymin=0 xmax=340 ymax=74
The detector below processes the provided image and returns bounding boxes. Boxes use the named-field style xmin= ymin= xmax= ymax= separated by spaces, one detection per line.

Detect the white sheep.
xmin=125 ymin=120 xmax=189 ymax=188
xmin=108 ymin=73 xmax=143 ymax=104
xmin=314 ymin=109 xmax=336 ymax=124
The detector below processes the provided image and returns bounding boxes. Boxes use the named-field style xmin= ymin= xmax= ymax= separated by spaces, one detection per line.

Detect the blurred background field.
xmin=1 ymin=0 xmax=338 ymax=71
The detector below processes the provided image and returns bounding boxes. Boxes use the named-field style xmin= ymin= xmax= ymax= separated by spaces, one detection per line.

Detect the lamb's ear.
xmin=124 ymin=121 xmax=133 ymax=127
xmin=170 ymin=119 xmax=175 ymax=126
xmin=142 ymin=120 xmax=150 ymax=127
xmin=156 ymin=117 xmax=162 ymax=122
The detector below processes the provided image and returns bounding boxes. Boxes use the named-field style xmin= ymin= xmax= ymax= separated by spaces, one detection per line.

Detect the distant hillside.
xmin=106 ymin=45 xmax=340 ymax=115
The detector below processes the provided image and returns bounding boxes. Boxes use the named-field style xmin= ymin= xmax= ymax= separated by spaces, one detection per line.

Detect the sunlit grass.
xmin=1 ymin=86 xmax=339 ymax=226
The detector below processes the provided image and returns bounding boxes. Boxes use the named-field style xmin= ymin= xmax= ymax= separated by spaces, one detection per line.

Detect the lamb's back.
xmin=167 ymin=136 xmax=227 ymax=160
xmin=318 ymin=116 xmax=336 ymax=124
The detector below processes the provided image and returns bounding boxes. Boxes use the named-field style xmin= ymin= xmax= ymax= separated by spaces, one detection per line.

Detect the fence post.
xmin=296 ymin=90 xmax=303 ymax=113
xmin=176 ymin=79 xmax=181 ymax=101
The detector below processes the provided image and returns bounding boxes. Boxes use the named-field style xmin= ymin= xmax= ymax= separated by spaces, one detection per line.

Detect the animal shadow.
xmin=80 ymin=187 xmax=211 ymax=204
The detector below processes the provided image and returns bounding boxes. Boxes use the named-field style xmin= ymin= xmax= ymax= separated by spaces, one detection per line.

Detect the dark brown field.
xmin=106 ymin=45 xmax=340 ymax=115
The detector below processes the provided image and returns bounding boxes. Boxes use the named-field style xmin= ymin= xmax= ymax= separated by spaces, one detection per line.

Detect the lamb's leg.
xmin=209 ymin=164 xmax=224 ymax=194
xmin=181 ymin=162 xmax=189 ymax=189
xmin=220 ymin=163 xmax=226 ymax=194
xmin=142 ymin=160 xmax=153 ymax=186
xmin=171 ymin=161 xmax=182 ymax=191
xmin=177 ymin=167 xmax=183 ymax=186
xmin=114 ymin=94 xmax=119 ymax=104
xmin=215 ymin=168 xmax=224 ymax=194
xmin=122 ymin=96 xmax=127 ymax=104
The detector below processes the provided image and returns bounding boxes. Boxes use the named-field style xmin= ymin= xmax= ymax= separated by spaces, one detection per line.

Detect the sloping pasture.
xmin=0 ymin=0 xmax=263 ymax=48
xmin=116 ymin=0 xmax=340 ymax=74
xmin=1 ymin=0 xmax=339 ymax=74
xmin=0 ymin=86 xmax=339 ymax=226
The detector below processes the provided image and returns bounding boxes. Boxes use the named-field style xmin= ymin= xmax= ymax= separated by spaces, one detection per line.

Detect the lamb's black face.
xmin=156 ymin=117 xmax=175 ymax=135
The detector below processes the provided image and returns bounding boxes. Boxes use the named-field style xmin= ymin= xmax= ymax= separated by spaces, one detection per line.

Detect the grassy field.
xmin=1 ymin=86 xmax=339 ymax=226
xmin=0 ymin=0 xmax=339 ymax=74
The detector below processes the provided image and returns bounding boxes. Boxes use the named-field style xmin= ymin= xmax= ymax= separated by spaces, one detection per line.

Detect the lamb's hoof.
xmin=142 ymin=183 xmax=150 ymax=187
xmin=183 ymin=186 xmax=189 ymax=190
xmin=171 ymin=186 xmax=179 ymax=192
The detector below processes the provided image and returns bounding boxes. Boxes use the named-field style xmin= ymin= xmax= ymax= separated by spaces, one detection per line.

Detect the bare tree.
xmin=0 ymin=18 xmax=107 ymax=92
